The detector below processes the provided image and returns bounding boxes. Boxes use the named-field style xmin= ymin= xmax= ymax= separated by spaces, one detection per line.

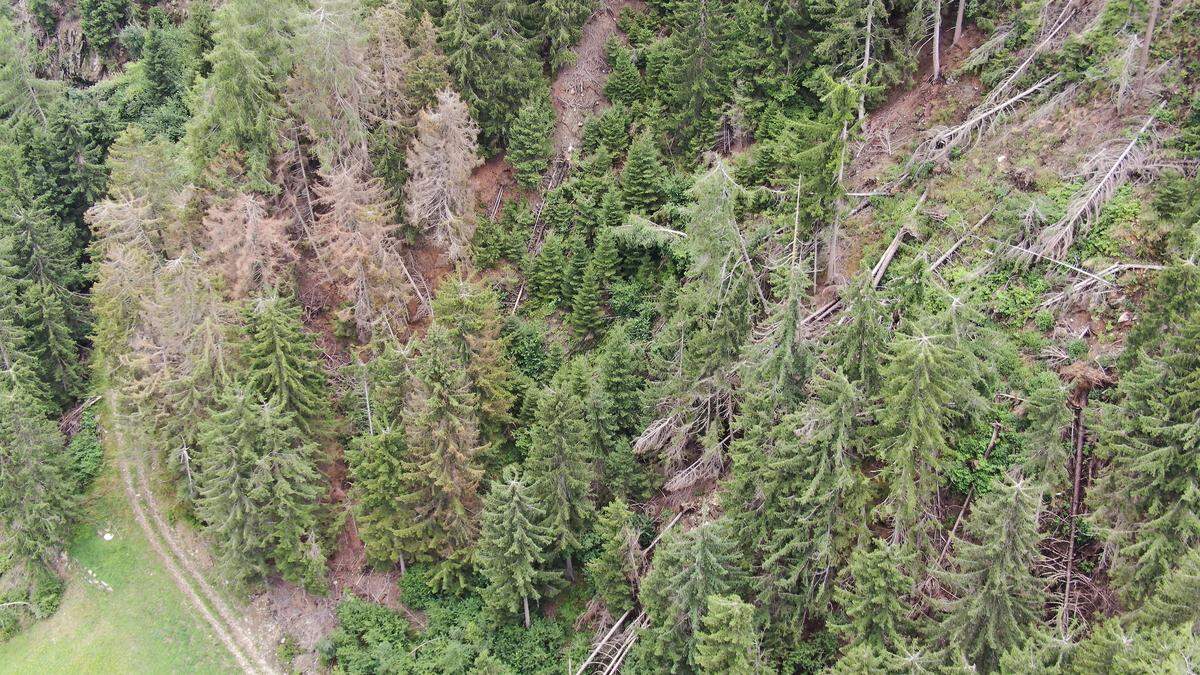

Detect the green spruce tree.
xmin=585 ymin=497 xmax=641 ymax=615
xmin=938 ymin=474 xmax=1045 ymax=672
xmin=347 ymin=428 xmax=431 ymax=572
xmin=832 ymin=538 xmax=915 ymax=649
xmin=0 ymin=389 xmax=79 ymax=564
xmin=239 ymin=293 xmax=332 ymax=437
xmin=635 ymin=517 xmax=746 ymax=670
xmin=877 ymin=320 xmax=979 ymax=545
xmin=507 ymin=88 xmax=555 ymax=188
xmin=603 ymin=43 xmax=645 ymax=106
xmin=621 ymin=131 xmax=666 ymax=214
xmin=525 ymin=383 xmax=596 ymax=578
xmin=402 ymin=326 xmax=485 ymax=585
xmin=695 ymin=594 xmax=760 ymax=675
xmin=184 ymin=0 xmax=295 ymax=189
xmin=477 ymin=466 xmax=558 ymax=627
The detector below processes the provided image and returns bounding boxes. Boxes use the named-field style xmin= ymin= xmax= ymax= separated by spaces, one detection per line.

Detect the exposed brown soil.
xmin=549 ymin=0 xmax=648 ymax=157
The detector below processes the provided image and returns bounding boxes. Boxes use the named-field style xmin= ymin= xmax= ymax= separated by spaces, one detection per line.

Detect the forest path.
xmin=549 ymin=0 xmax=646 ymax=157
xmin=109 ymin=407 xmax=279 ymax=675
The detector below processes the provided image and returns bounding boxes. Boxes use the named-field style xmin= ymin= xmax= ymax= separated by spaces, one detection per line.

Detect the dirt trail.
xmin=109 ymin=408 xmax=279 ymax=675
xmin=549 ymin=0 xmax=647 ymax=157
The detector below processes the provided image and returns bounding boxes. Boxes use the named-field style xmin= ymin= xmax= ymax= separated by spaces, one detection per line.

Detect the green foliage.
xmin=938 ymin=475 xmax=1045 ymax=672
xmin=184 ymin=0 xmax=295 ymax=190
xmin=634 ymin=517 xmax=746 ymax=671
xmin=197 ymin=387 xmax=328 ymax=590
xmin=477 ymin=467 xmax=559 ymax=625
xmin=525 ymin=382 xmax=595 ymax=568
xmin=239 ymin=293 xmax=332 ymax=437
xmin=330 ymin=595 xmax=413 ymax=673
xmin=876 ymin=318 xmax=982 ymax=542
xmin=585 ymin=497 xmax=639 ymax=615
xmin=506 ymin=88 xmax=555 ymax=188
xmin=347 ymin=429 xmax=429 ymax=570
xmin=604 ymin=43 xmax=645 ymax=106
xmin=695 ymin=594 xmax=760 ymax=675
xmin=1091 ymin=306 xmax=1200 ymax=602
xmin=79 ymin=0 xmax=127 ymax=52
xmin=66 ymin=408 xmax=103 ymax=490
xmin=0 ymin=389 xmax=79 ymax=564
xmin=402 ymin=326 xmax=485 ymax=566
xmin=621 ymin=131 xmax=666 ymax=214
xmin=832 ymin=538 xmax=915 ymax=649
xmin=542 ymin=0 xmax=594 ymax=70
xmin=441 ymin=0 xmax=542 ymax=146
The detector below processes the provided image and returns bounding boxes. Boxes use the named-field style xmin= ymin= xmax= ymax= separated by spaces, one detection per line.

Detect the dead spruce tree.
xmin=312 ymin=161 xmax=417 ymax=340
xmin=404 ymin=89 xmax=482 ymax=261
xmin=202 ymin=193 xmax=296 ymax=297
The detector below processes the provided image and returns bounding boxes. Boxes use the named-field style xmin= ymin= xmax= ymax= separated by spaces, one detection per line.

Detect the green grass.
xmin=0 ymin=463 xmax=237 ymax=674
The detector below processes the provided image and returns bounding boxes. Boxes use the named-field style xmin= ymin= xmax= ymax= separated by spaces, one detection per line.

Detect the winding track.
xmin=108 ymin=405 xmax=278 ymax=675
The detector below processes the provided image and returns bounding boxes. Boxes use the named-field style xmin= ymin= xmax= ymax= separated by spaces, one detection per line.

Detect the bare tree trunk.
xmin=523 ymin=595 xmax=531 ymax=628
xmin=565 ymin=554 xmax=575 ymax=581
xmin=1135 ymin=0 xmax=1162 ymax=96
xmin=953 ymin=0 xmax=966 ymax=45
xmin=932 ymin=0 xmax=943 ymax=82
xmin=859 ymin=2 xmax=874 ymax=122
xmin=398 ymin=553 xmax=407 ymax=575
xmin=1060 ymin=401 xmax=1086 ymax=635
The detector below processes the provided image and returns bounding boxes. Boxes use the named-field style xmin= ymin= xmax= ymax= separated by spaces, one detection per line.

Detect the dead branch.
xmin=1026 ymin=108 xmax=1159 ymax=263
xmin=915 ymin=74 xmax=1060 ymax=165
xmin=1039 ymin=262 xmax=1165 ymax=308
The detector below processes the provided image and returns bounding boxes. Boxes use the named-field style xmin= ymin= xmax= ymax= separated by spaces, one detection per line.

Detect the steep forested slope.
xmin=1 ymin=0 xmax=1198 ymax=672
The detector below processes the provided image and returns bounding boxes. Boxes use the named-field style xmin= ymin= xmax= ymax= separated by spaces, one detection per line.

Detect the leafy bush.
xmin=330 ymin=596 xmax=413 ymax=674
xmin=67 ymin=408 xmax=103 ymax=490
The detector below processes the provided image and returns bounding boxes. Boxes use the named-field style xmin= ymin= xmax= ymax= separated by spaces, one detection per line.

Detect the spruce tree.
xmin=197 ymin=386 xmax=327 ymax=589
xmin=695 ymin=594 xmax=760 ymax=675
xmin=429 ymin=274 xmax=516 ymax=443
xmin=585 ymin=497 xmax=640 ymax=615
xmin=661 ymin=0 xmax=736 ymax=150
xmin=440 ymin=0 xmax=541 ymax=144
xmin=832 ymin=538 xmax=915 ymax=649
xmin=876 ymin=321 xmax=979 ymax=545
xmin=249 ymin=406 xmax=328 ymax=589
xmin=404 ymin=89 xmax=483 ymax=261
xmin=184 ymin=0 xmax=295 ymax=189
xmin=831 ymin=274 xmax=890 ymax=391
xmin=567 ymin=251 xmax=606 ymax=339
xmin=527 ymin=232 xmax=566 ymax=305
xmin=1135 ymin=545 xmax=1200 ymax=629
xmin=525 ymin=383 xmax=596 ymax=578
xmin=0 ymin=197 xmax=85 ymax=404
xmin=402 ymin=326 xmax=485 ymax=568
xmin=757 ymin=368 xmax=870 ymax=625
xmin=597 ymin=323 xmax=645 ymax=436
xmin=183 ymin=0 xmax=215 ymax=82
xmin=1091 ymin=309 xmax=1200 ymax=601
xmin=507 ymin=88 xmax=556 ymax=188
xmin=541 ymin=0 xmax=593 ymax=70
xmin=239 ymin=293 xmax=332 ymax=438
xmin=477 ymin=467 xmax=557 ymax=627
xmin=1068 ymin=620 xmax=1199 ymax=674
xmin=142 ymin=14 xmax=184 ymax=107
xmin=938 ymin=474 xmax=1045 ymax=672
xmin=604 ymin=44 xmax=645 ymax=106
xmin=0 ymin=388 xmax=79 ymax=564
xmin=636 ymin=517 xmax=746 ymax=670
xmin=347 ymin=429 xmax=431 ymax=572
xmin=621 ymin=131 xmax=666 ymax=214
xmin=1021 ymin=371 xmax=1070 ymax=490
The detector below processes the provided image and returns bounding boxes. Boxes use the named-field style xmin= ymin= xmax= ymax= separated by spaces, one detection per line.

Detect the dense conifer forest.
xmin=1 ymin=0 xmax=1198 ymax=671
